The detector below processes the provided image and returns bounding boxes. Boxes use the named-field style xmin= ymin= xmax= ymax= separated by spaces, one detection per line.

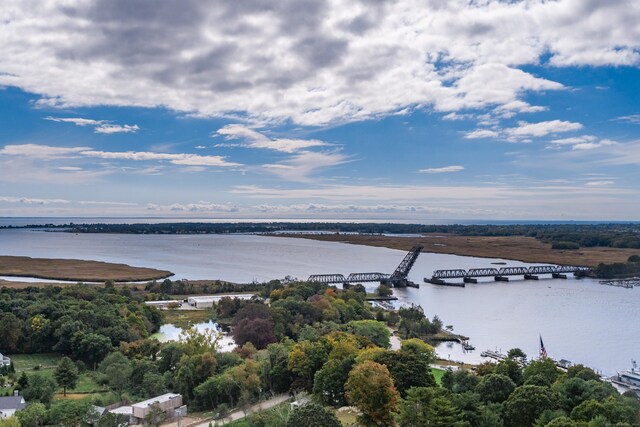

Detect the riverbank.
xmin=0 ymin=255 xmax=173 ymax=282
xmin=273 ymin=233 xmax=638 ymax=267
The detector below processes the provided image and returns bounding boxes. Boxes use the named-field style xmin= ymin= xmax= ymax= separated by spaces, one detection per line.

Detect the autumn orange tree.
xmin=345 ymin=360 xmax=400 ymax=426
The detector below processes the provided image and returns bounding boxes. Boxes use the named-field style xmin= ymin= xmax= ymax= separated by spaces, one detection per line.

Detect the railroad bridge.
xmin=307 ymin=245 xmax=423 ymax=288
xmin=428 ymin=265 xmax=590 ymax=284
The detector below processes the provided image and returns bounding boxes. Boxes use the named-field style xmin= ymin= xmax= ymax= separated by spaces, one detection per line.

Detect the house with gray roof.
xmin=0 ymin=393 xmax=27 ymax=419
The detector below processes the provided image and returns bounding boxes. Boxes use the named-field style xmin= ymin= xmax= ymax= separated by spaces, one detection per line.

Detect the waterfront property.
xmin=0 ymin=393 xmax=27 ymax=419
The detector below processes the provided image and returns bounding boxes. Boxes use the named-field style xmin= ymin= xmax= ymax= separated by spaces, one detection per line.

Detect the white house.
xmin=0 ymin=353 xmax=10 ymax=367
xmin=0 ymin=394 xmax=27 ymax=419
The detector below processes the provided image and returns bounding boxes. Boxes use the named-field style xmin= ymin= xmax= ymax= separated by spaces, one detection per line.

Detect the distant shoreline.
xmin=272 ymin=233 xmax=638 ymax=268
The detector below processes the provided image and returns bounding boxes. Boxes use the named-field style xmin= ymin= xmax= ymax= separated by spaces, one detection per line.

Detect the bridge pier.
xmin=494 ymin=276 xmax=509 ymax=282
xmin=463 ymin=277 xmax=478 ymax=284
xmin=552 ymin=273 xmax=567 ymax=279
xmin=524 ymin=274 xmax=539 ymax=280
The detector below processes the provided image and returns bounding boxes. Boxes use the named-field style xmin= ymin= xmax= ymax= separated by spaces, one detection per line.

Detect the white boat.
xmin=610 ymin=360 xmax=640 ymax=395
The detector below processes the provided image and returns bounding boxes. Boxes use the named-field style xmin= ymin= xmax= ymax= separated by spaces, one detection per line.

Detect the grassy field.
xmin=431 ymin=367 xmax=445 ymax=386
xmin=336 ymin=407 xmax=359 ymax=426
xmin=0 ymin=255 xmax=172 ymax=282
xmin=275 ymin=233 xmax=639 ymax=267
xmin=9 ymin=353 xmax=105 ymax=396
xmin=9 ymin=353 xmax=61 ymax=370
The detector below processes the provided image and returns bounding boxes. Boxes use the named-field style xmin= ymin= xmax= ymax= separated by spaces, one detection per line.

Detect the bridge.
xmin=428 ymin=265 xmax=590 ymax=284
xmin=308 ymin=245 xmax=423 ymax=288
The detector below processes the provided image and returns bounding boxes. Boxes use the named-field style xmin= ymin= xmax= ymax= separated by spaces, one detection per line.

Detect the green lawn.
xmin=8 ymin=353 xmax=61 ymax=370
xmin=431 ymin=367 xmax=446 ymax=386
xmin=9 ymin=353 xmax=105 ymax=395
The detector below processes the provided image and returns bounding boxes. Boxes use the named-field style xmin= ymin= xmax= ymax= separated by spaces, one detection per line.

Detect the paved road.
xmin=190 ymin=394 xmax=291 ymax=427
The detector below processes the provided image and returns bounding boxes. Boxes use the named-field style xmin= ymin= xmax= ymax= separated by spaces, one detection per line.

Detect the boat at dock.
xmin=609 ymin=361 xmax=640 ymax=395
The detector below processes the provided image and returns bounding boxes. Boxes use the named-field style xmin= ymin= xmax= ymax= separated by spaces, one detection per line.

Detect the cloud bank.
xmin=2 ymin=0 xmax=639 ymax=126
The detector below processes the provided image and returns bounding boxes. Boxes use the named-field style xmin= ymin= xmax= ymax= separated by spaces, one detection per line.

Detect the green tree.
xmin=16 ymin=402 xmax=47 ymax=427
xmin=570 ymin=399 xmax=607 ymax=422
xmin=72 ymin=332 xmax=113 ymax=369
xmin=475 ymin=373 xmax=516 ymax=403
xmin=47 ymin=400 xmax=94 ymax=427
xmin=284 ymin=403 xmax=341 ymax=427
xmin=288 ymin=340 xmax=328 ymax=391
xmin=544 ymin=417 xmax=578 ymax=427
xmin=374 ymin=350 xmax=436 ymax=397
xmin=442 ymin=369 xmax=480 ymax=393
xmin=54 ymin=356 xmax=79 ymax=396
xmin=397 ymin=386 xmax=463 ymax=427
xmin=376 ymin=284 xmax=393 ymax=297
xmin=495 ymin=358 xmax=523 ymax=385
xmin=0 ymin=313 xmax=23 ymax=351
xmin=144 ymin=405 xmax=166 ymax=427
xmin=22 ymin=373 xmax=56 ymax=404
xmin=504 ymin=385 xmax=558 ymax=427
xmin=348 ymin=320 xmax=391 ymax=348
xmin=313 ymin=356 xmax=355 ymax=407
xmin=345 ymin=360 xmax=400 ymax=426
xmin=0 ymin=418 xmax=20 ymax=427
xmin=524 ymin=359 xmax=561 ymax=386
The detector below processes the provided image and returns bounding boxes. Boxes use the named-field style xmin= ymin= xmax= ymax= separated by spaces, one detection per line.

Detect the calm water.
xmin=153 ymin=321 xmax=236 ymax=352
xmin=0 ymin=228 xmax=638 ymax=375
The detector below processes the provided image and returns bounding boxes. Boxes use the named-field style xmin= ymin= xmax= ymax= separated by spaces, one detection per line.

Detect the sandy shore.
xmin=274 ymin=233 xmax=638 ymax=267
xmin=0 ymin=255 xmax=173 ymax=282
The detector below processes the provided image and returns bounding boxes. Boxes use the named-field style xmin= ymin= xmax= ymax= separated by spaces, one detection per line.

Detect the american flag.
xmin=539 ymin=335 xmax=548 ymax=359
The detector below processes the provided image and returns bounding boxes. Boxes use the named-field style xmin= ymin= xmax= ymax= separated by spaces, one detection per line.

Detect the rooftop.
xmin=0 ymin=396 xmax=26 ymax=411
xmin=132 ymin=393 xmax=181 ymax=409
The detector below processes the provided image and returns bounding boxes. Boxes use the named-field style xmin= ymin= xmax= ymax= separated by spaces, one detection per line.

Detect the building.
xmin=187 ymin=294 xmax=256 ymax=309
xmin=0 ymin=353 xmax=11 ymax=367
xmin=144 ymin=300 xmax=184 ymax=309
xmin=131 ymin=393 xmax=183 ymax=423
xmin=0 ymin=393 xmax=27 ymax=419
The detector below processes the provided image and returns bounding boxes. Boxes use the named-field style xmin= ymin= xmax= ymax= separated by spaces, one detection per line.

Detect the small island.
xmin=0 ymin=255 xmax=173 ymax=282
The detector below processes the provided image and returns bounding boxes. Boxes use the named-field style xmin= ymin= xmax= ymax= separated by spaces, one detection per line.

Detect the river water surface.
xmin=0 ymin=229 xmax=637 ymax=375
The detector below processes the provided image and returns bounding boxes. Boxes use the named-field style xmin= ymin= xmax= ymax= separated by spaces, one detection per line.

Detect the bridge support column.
xmin=552 ymin=273 xmax=567 ymax=279
xmin=494 ymin=276 xmax=509 ymax=282
xmin=524 ymin=274 xmax=539 ymax=280
xmin=463 ymin=277 xmax=478 ymax=284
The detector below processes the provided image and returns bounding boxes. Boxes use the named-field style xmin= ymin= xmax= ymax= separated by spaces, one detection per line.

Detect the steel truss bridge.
xmin=308 ymin=245 xmax=423 ymax=287
xmin=430 ymin=265 xmax=590 ymax=282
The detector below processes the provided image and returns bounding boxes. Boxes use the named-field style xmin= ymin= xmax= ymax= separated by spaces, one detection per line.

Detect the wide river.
xmin=0 ymin=228 xmax=638 ymax=375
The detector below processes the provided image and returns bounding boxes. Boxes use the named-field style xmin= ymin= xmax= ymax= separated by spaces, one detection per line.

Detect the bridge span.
xmin=427 ymin=265 xmax=590 ymax=285
xmin=308 ymin=245 xmax=423 ymax=288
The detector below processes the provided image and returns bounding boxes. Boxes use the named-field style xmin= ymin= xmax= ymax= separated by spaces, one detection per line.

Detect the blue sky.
xmin=1 ymin=0 xmax=639 ymax=220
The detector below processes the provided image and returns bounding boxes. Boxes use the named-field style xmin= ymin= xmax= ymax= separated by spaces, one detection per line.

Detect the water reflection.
xmin=153 ymin=320 xmax=236 ymax=352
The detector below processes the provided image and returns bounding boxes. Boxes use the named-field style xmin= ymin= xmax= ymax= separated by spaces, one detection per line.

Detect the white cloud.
xmin=614 ymin=114 xmax=640 ymax=124
xmin=94 ymin=124 xmax=140 ymax=134
xmin=2 ymin=1 xmax=636 ymax=125
xmin=46 ymin=116 xmax=139 ymax=134
xmin=215 ymin=125 xmax=329 ymax=153
xmin=45 ymin=117 xmax=102 ymax=127
xmin=1 ymin=144 xmax=241 ymax=169
xmin=262 ymin=151 xmax=350 ymax=182
xmin=549 ymin=135 xmax=617 ymax=150
xmin=585 ymin=180 xmax=615 ymax=187
xmin=506 ymin=120 xmax=583 ymax=138
xmin=419 ymin=165 xmax=465 ymax=174
xmin=0 ymin=196 xmax=70 ymax=204
xmin=464 ymin=129 xmax=500 ymax=139
xmin=0 ymin=144 xmax=89 ymax=159
xmin=80 ymin=150 xmax=240 ymax=167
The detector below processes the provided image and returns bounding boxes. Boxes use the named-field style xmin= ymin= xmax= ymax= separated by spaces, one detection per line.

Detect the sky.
xmin=1 ymin=0 xmax=639 ymax=221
